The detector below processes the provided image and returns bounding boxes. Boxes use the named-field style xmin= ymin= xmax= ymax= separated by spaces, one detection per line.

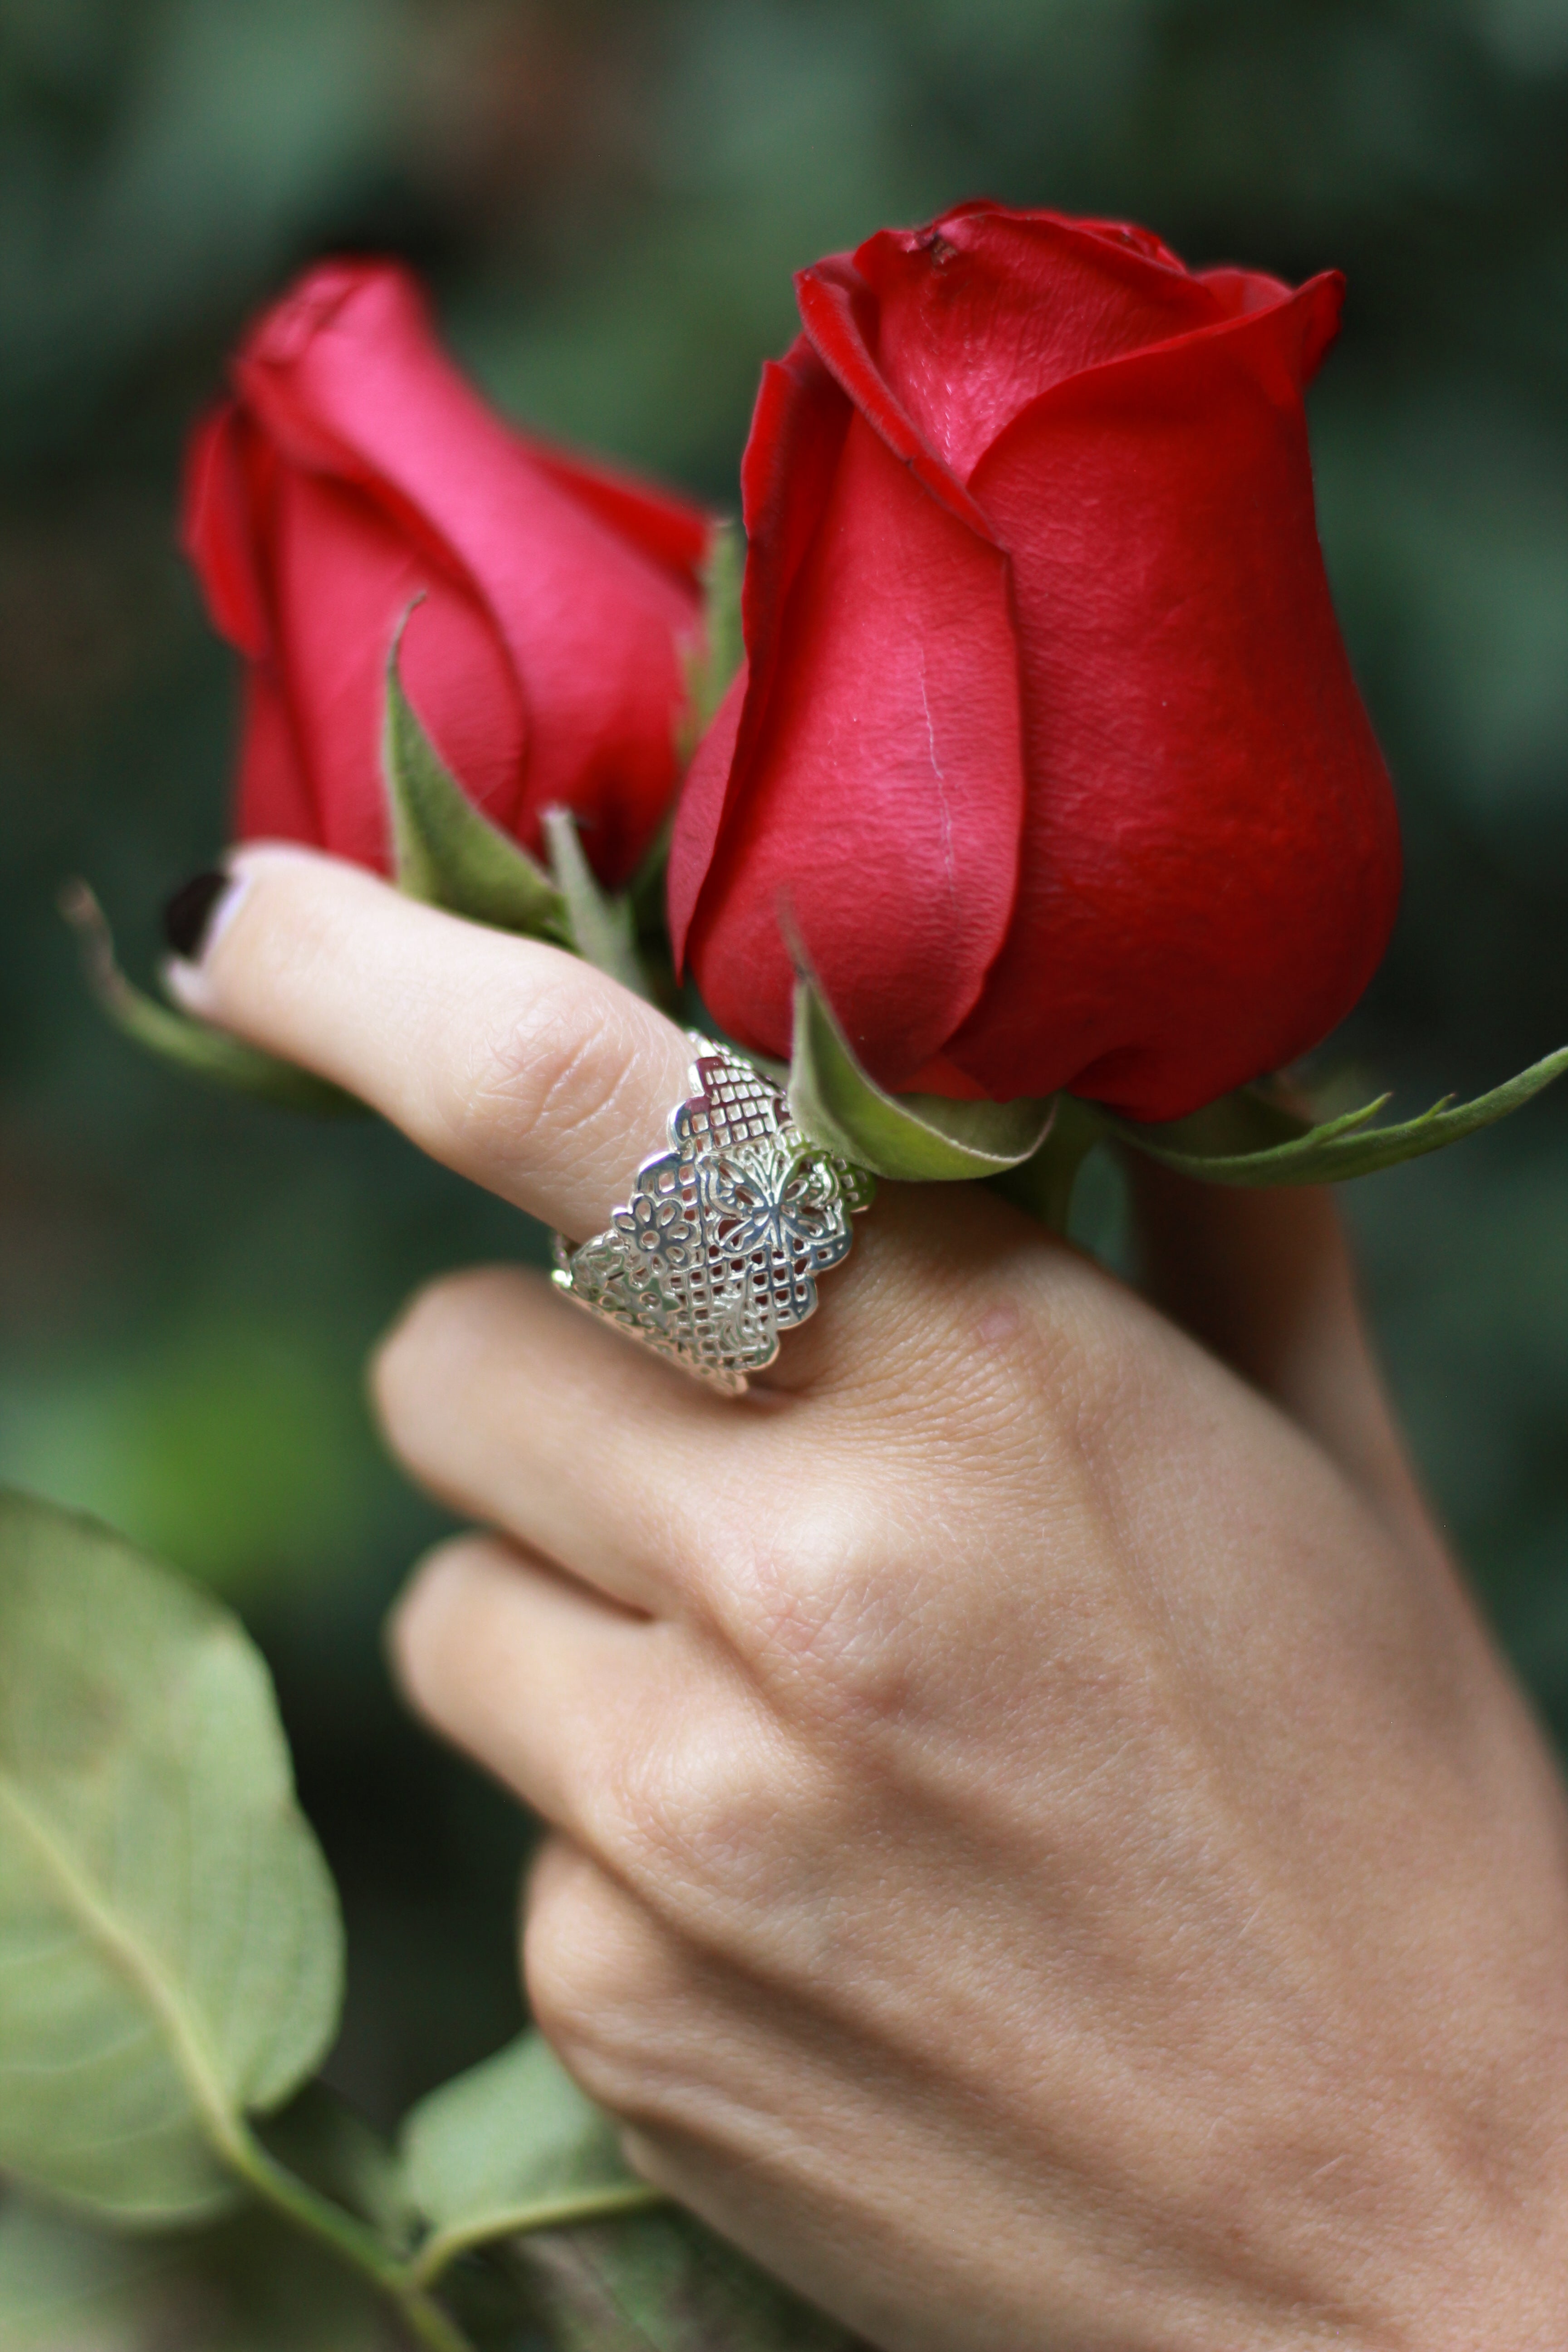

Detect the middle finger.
xmin=389 ymin=1529 xmax=684 ymax=1837
xmin=373 ymin=1260 xmax=752 ymax=1617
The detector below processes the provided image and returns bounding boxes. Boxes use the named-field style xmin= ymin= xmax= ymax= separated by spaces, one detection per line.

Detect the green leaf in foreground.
xmin=0 ymin=1490 xmax=344 ymax=2228
xmin=1107 ymin=1045 xmax=1568 ymax=1186
xmin=788 ymin=969 xmax=1056 ymax=1181
xmin=383 ymin=614 xmax=569 ymax=941
xmin=515 ymin=2208 xmax=860 ymax=2352
xmin=401 ymin=2031 xmax=659 ymax=2286
xmin=59 ymin=883 xmax=363 ymax=1117
xmin=0 ymin=2193 xmax=400 ymax=2352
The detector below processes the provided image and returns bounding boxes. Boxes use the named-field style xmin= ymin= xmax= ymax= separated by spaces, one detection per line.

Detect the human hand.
xmin=171 ymin=845 xmax=1568 ymax=2352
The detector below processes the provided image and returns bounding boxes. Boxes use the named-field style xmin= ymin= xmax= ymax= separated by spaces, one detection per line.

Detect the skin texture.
xmin=669 ymin=204 xmax=1402 ymax=1117
xmin=172 ymin=846 xmax=1568 ymax=2352
xmin=182 ymin=260 xmax=709 ymax=887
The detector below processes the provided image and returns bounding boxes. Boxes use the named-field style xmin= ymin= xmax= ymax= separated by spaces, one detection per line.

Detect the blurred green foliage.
xmin=2 ymin=0 xmax=1567 ymax=2126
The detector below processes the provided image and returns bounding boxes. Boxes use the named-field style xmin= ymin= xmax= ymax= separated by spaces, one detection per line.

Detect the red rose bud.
xmin=670 ymin=203 xmax=1402 ymax=1123
xmin=183 ymin=259 xmax=711 ymax=891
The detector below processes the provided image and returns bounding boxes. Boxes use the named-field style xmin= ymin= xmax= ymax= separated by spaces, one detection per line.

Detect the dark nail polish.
xmin=162 ymin=869 xmax=231 ymax=961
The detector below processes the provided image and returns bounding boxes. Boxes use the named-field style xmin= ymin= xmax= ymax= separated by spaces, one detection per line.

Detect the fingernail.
xmin=162 ymin=868 xmax=232 ymax=961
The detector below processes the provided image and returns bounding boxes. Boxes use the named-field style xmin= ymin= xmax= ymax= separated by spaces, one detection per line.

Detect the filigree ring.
xmin=551 ymin=1035 xmax=875 ymax=1394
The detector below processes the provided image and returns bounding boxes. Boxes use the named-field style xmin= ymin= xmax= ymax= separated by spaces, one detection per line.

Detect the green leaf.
xmin=383 ymin=615 xmax=569 ymax=941
xmin=0 ymin=1490 xmax=344 ymax=2229
xmin=0 ymin=2194 xmax=402 ymax=2351
xmin=401 ymin=2032 xmax=658 ymax=2286
xmin=676 ymin=516 xmax=744 ymax=764
xmin=0 ymin=2197 xmax=172 ymax=2351
xmin=59 ymin=883 xmax=364 ymax=1117
xmin=541 ymin=807 xmax=650 ymax=999
xmin=1107 ymin=1046 xmax=1568 ymax=1186
xmin=788 ymin=969 xmax=1056 ymax=1181
xmin=514 ymin=2208 xmax=858 ymax=2352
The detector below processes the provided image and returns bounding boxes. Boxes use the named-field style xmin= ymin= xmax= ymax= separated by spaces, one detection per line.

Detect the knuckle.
xmin=959 ymin=1264 xmax=1145 ymax=1483
xmin=1047 ymin=1290 xmax=1148 ymax=1463
xmin=598 ymin=1704 xmax=808 ymax=1906
xmin=718 ymin=1485 xmax=921 ymax=1730
xmin=435 ymin=977 xmax=641 ymax=1177
xmin=522 ymin=1860 xmax=677 ymax=2112
xmin=1030 ymin=1260 xmax=1144 ymax=1431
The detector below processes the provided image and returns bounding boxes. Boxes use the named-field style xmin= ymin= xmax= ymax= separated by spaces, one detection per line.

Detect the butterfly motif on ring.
xmin=704 ymin=1142 xmax=846 ymax=1264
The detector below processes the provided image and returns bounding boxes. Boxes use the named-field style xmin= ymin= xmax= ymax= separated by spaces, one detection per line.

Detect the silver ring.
xmin=552 ymin=1034 xmax=875 ymax=1394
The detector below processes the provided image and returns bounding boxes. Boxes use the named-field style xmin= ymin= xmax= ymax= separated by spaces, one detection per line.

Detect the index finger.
xmin=166 ymin=843 xmax=693 ymax=1240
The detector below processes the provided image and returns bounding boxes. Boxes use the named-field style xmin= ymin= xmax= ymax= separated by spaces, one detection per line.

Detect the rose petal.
xmin=267 ymin=466 xmax=525 ymax=871
xmin=669 ymin=334 xmax=852 ymax=971
xmin=528 ymin=439 xmax=711 ymax=578
xmin=232 ymin=662 xmax=317 ymax=846
xmin=181 ymin=404 xmax=273 ymax=662
xmin=951 ymin=273 xmax=1398 ymax=1119
xmin=683 ymin=409 xmax=1025 ymax=1087
xmin=856 ymin=207 xmax=1228 ymax=482
xmin=793 ymin=260 xmax=997 ymax=538
xmin=230 ymin=261 xmax=702 ymax=885
xmin=667 ymin=663 xmax=745 ymax=969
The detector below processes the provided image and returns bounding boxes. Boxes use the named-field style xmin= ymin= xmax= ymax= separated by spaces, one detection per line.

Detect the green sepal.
xmin=541 ymin=806 xmax=650 ymax=999
xmin=624 ymin=813 xmax=682 ymax=1012
xmin=627 ymin=521 xmax=744 ymax=972
xmin=1107 ymin=1047 xmax=1568 ymax=1185
xmin=989 ymin=1094 xmax=1111 ymax=1235
xmin=383 ymin=612 xmax=570 ymax=941
xmin=627 ymin=807 xmax=676 ymax=934
xmin=60 ymin=882 xmax=364 ymax=1117
xmin=384 ymin=618 xmax=658 ymax=1001
xmin=787 ymin=968 xmax=1057 ymax=1180
xmin=675 ymin=515 xmax=744 ymax=767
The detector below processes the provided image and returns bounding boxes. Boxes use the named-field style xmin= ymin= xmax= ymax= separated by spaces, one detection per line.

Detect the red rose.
xmin=183 ymin=259 xmax=710 ymax=890
xmin=670 ymin=203 xmax=1401 ymax=1122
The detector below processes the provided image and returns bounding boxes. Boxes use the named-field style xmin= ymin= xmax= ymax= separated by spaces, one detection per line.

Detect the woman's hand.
xmin=172 ymin=846 xmax=1568 ymax=2352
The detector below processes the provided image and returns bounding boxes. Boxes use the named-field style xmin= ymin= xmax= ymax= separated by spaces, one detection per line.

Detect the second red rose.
xmin=184 ymin=259 xmax=711 ymax=891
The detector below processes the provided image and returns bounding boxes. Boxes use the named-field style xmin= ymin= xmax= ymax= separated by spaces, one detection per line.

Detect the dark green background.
xmin=2 ymin=0 xmax=1566 ymax=2127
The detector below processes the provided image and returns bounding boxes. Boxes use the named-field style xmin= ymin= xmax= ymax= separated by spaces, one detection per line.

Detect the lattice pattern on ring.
xmin=552 ymin=1035 xmax=874 ymax=1393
